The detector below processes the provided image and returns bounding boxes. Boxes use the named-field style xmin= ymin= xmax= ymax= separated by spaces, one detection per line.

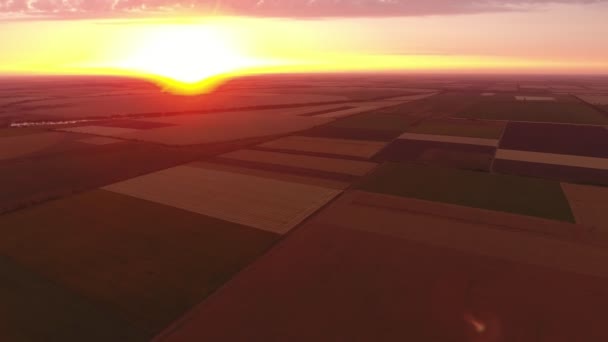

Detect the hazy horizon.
xmin=1 ymin=0 xmax=608 ymax=89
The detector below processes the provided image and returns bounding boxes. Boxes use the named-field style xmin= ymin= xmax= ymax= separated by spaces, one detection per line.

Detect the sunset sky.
xmin=1 ymin=0 xmax=608 ymax=85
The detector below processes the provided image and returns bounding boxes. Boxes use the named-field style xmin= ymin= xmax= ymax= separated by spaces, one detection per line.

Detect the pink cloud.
xmin=0 ymin=0 xmax=606 ymax=18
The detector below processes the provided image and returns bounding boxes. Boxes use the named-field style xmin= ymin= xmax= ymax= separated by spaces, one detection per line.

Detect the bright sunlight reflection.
xmin=114 ymin=25 xmax=275 ymax=94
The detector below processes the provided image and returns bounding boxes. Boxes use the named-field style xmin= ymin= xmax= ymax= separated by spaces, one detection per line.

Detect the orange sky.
xmin=1 ymin=2 xmax=607 ymax=90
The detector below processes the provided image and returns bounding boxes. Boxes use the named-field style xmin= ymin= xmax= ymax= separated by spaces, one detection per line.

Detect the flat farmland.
xmin=561 ymin=183 xmax=608 ymax=236
xmin=154 ymin=215 xmax=608 ymax=342
xmin=376 ymin=140 xmax=495 ymax=171
xmin=104 ymin=165 xmax=341 ymax=234
xmin=328 ymin=112 xmax=414 ymax=131
xmin=456 ymin=100 xmax=608 ymax=125
xmin=500 ymin=122 xmax=608 ymax=158
xmin=0 ymin=138 xmax=264 ymax=214
xmin=2 ymin=74 xmax=608 ymax=342
xmin=189 ymin=161 xmax=350 ymax=190
xmin=375 ymin=91 xmax=481 ymax=117
xmin=0 ymin=190 xmax=278 ymax=339
xmin=219 ymin=149 xmax=378 ymax=177
xmin=256 ymin=136 xmax=387 ymax=159
xmin=3 ymin=89 xmax=350 ymax=121
xmin=493 ymin=159 xmax=608 ymax=186
xmin=356 ymin=162 xmax=574 ymax=221
xmin=405 ymin=118 xmax=505 ymax=139
xmin=0 ymin=255 xmax=141 ymax=342
xmin=301 ymin=125 xmax=402 ymax=141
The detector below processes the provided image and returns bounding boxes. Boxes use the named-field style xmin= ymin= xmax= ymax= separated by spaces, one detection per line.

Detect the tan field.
xmin=397 ymin=132 xmax=499 ymax=147
xmin=188 ymin=161 xmax=350 ymax=190
xmin=104 ymin=165 xmax=341 ymax=234
xmin=562 ymin=183 xmax=608 ymax=234
xmin=496 ymin=149 xmax=608 ymax=170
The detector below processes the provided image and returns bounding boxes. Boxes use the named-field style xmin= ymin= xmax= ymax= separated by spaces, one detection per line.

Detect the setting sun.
xmin=112 ymin=24 xmax=274 ymax=94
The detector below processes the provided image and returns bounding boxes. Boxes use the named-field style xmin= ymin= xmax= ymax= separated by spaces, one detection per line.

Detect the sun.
xmin=114 ymin=25 xmax=265 ymax=94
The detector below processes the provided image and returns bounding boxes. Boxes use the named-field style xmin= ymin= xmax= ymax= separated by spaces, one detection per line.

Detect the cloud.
xmin=0 ymin=0 xmax=606 ymax=19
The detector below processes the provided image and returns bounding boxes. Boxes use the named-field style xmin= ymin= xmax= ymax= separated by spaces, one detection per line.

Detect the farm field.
xmin=0 ymin=190 xmax=278 ymax=340
xmin=1 ymin=74 xmax=607 ymax=342
xmin=499 ymin=122 xmax=608 ymax=158
xmin=356 ymin=162 xmax=575 ymax=221
xmin=405 ymin=118 xmax=505 ymax=139
xmin=456 ymin=100 xmax=608 ymax=125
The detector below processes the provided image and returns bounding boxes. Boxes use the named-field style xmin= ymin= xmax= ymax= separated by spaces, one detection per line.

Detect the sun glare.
xmin=114 ymin=25 xmax=269 ymax=94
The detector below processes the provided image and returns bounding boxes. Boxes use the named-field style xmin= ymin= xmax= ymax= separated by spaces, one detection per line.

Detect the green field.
xmin=357 ymin=162 xmax=575 ymax=222
xmin=0 ymin=190 xmax=278 ymax=339
xmin=456 ymin=101 xmax=608 ymax=125
xmin=406 ymin=120 xmax=504 ymax=139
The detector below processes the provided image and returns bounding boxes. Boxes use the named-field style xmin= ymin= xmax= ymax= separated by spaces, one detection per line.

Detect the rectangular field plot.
xmin=500 ymin=122 xmax=608 ymax=158
xmin=493 ymin=159 xmax=608 ymax=186
xmin=301 ymin=125 xmax=402 ymax=141
xmin=257 ymin=136 xmax=387 ymax=159
xmin=105 ymin=166 xmax=341 ymax=234
xmin=220 ymin=149 xmax=378 ymax=177
xmin=456 ymin=101 xmax=608 ymax=125
xmin=398 ymin=132 xmax=499 ymax=147
xmin=356 ymin=162 xmax=575 ymax=222
xmin=328 ymin=112 xmax=414 ymax=132
xmin=321 ymin=190 xmax=586 ymax=242
xmin=377 ymin=140 xmax=494 ymax=171
xmin=496 ymin=150 xmax=608 ymax=170
xmin=405 ymin=119 xmax=505 ymax=139
xmin=0 ymin=190 xmax=278 ymax=338
xmin=189 ymin=162 xmax=349 ymax=190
